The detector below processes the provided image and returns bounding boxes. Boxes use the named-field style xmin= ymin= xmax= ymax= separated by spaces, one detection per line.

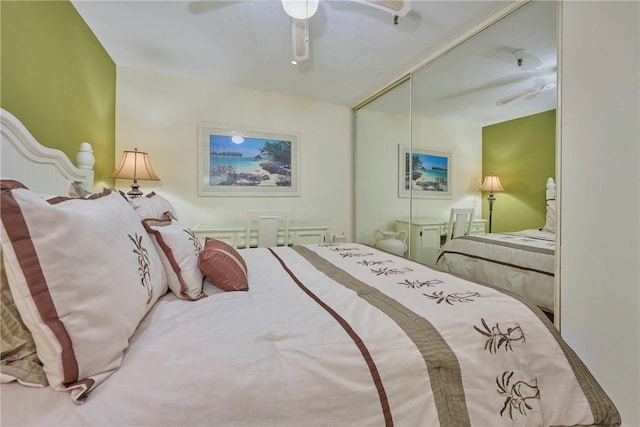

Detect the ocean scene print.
xmin=404 ymin=152 xmax=448 ymax=192
xmin=209 ymin=134 xmax=292 ymax=187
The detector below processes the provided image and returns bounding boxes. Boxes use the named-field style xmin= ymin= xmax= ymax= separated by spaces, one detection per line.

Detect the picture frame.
xmin=398 ymin=145 xmax=451 ymax=198
xmin=198 ymin=123 xmax=300 ymax=197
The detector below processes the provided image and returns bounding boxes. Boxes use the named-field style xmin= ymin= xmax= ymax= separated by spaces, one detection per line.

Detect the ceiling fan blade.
xmin=292 ymin=19 xmax=309 ymax=63
xmin=352 ymin=0 xmax=412 ymax=17
xmin=496 ymin=87 xmax=536 ymax=106
xmin=496 ymin=83 xmax=556 ymax=106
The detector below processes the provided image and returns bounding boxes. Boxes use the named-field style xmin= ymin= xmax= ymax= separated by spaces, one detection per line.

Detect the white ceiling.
xmin=71 ymin=0 xmax=557 ymax=125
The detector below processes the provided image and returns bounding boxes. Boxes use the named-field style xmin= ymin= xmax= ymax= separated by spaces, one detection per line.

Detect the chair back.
xmin=446 ymin=208 xmax=474 ymax=242
xmin=246 ymin=209 xmax=290 ymax=248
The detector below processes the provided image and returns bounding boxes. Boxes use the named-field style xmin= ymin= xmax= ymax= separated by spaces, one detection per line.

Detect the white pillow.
xmin=543 ymin=199 xmax=556 ymax=233
xmin=129 ymin=192 xmax=178 ymax=220
xmin=143 ymin=215 xmax=206 ymax=300
xmin=0 ymin=182 xmax=167 ymax=403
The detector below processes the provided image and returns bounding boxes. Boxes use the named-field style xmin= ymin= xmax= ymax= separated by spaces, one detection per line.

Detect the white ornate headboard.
xmin=546 ymin=177 xmax=556 ymax=200
xmin=1 ymin=109 xmax=95 ymax=195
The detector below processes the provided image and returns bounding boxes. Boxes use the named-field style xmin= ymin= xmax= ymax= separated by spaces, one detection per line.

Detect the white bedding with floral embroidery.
xmin=1 ymin=244 xmax=618 ymax=427
xmin=436 ymin=229 xmax=556 ymax=313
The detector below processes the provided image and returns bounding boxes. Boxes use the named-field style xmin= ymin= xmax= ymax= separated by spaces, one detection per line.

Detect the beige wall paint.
xmin=560 ymin=2 xmax=640 ymax=425
xmin=115 ymin=67 xmax=352 ymax=237
xmin=355 ymin=108 xmax=482 ymax=245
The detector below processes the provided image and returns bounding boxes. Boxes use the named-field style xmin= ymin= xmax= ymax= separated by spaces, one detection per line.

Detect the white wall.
xmin=355 ymin=108 xmax=482 ymax=245
xmin=411 ymin=118 xmax=483 ymax=219
xmin=115 ymin=67 xmax=353 ymax=240
xmin=560 ymin=2 xmax=640 ymax=425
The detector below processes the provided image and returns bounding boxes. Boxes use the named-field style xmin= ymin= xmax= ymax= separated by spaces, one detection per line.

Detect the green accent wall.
xmin=482 ymin=109 xmax=556 ymax=233
xmin=1 ymin=0 xmax=116 ymax=189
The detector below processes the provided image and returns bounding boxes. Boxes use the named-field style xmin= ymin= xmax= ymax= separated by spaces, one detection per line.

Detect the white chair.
xmin=246 ymin=209 xmax=290 ymax=248
xmin=445 ymin=208 xmax=474 ymax=243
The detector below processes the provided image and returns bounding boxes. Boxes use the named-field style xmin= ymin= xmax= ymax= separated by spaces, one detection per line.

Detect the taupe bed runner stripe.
xmin=291 ymin=246 xmax=472 ymax=427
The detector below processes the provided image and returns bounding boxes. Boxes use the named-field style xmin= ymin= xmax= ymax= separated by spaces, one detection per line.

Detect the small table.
xmin=192 ymin=223 xmax=329 ymax=249
xmin=395 ymin=217 xmax=487 ymax=266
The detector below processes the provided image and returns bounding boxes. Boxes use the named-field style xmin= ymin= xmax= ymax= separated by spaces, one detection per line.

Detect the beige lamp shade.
xmin=111 ymin=148 xmax=160 ymax=198
xmin=480 ymin=175 xmax=505 ymax=193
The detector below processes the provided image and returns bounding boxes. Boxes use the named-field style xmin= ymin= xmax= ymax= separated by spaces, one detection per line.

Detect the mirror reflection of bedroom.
xmin=354 ymin=1 xmax=557 ymax=320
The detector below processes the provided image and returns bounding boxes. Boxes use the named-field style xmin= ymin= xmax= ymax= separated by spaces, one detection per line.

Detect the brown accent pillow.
xmin=198 ymin=238 xmax=248 ymax=291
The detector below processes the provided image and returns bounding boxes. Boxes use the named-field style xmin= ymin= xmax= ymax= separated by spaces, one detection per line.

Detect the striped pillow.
xmin=198 ymin=238 xmax=248 ymax=291
xmin=0 ymin=255 xmax=48 ymax=387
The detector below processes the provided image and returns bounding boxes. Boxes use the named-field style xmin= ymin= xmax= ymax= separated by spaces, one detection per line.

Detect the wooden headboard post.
xmin=0 ymin=109 xmax=95 ymax=194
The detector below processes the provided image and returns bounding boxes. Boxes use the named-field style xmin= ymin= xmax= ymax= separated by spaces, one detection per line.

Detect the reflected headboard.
xmin=0 ymin=109 xmax=95 ymax=195
xmin=546 ymin=177 xmax=556 ymax=200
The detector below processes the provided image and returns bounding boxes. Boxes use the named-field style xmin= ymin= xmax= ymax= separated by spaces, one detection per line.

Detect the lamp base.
xmin=487 ymin=193 xmax=496 ymax=233
xmin=127 ymin=181 xmax=143 ymax=199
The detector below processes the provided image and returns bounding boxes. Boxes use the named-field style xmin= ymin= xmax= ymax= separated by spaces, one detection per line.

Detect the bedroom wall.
xmin=481 ymin=109 xmax=556 ymax=233
xmin=355 ymin=108 xmax=482 ymax=245
xmin=560 ymin=2 xmax=639 ymax=425
xmin=115 ymin=67 xmax=352 ymax=238
xmin=0 ymin=0 xmax=116 ymax=188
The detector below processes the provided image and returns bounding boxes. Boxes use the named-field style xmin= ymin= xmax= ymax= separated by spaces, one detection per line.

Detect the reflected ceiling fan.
xmin=495 ymin=50 xmax=556 ymax=106
xmin=284 ymin=0 xmax=412 ymax=64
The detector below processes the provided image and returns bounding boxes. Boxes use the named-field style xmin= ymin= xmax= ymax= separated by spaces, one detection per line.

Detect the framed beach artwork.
xmin=398 ymin=145 xmax=451 ymax=198
xmin=198 ymin=124 xmax=300 ymax=196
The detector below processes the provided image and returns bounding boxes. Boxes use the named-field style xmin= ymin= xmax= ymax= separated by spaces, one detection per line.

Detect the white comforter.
xmin=1 ymin=244 xmax=618 ymax=427
xmin=436 ymin=230 xmax=555 ymax=312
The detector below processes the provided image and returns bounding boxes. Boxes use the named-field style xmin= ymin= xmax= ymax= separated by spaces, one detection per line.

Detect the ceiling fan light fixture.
xmin=291 ymin=18 xmax=310 ymax=63
xmin=281 ymin=0 xmax=319 ymax=20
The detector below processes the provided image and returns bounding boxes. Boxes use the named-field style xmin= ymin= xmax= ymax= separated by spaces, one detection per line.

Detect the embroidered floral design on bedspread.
xmin=328 ymin=246 xmax=374 ymax=258
xmin=398 ymin=279 xmax=443 ymax=289
xmin=370 ymin=267 xmax=413 ymax=276
xmin=329 ymin=246 xmax=361 ymax=252
xmin=357 ymin=259 xmax=392 ymax=266
xmin=496 ymin=371 xmax=540 ymax=420
xmin=423 ymin=290 xmax=481 ymax=305
xmin=129 ymin=233 xmax=153 ymax=304
xmin=474 ymin=319 xmax=526 ymax=353
xmin=339 ymin=251 xmax=374 ymax=258
xmin=184 ymin=228 xmax=203 ymax=255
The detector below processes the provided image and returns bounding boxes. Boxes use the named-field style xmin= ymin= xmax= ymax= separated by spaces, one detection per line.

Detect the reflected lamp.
xmin=480 ymin=175 xmax=505 ymax=233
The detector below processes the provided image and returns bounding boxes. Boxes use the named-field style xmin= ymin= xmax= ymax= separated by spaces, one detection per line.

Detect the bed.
xmin=436 ymin=179 xmax=557 ymax=315
xmin=0 ymin=108 xmax=620 ymax=427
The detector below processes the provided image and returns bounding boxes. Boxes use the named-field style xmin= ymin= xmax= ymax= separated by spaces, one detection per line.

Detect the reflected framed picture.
xmin=198 ymin=123 xmax=300 ymax=197
xmin=398 ymin=145 xmax=451 ymax=198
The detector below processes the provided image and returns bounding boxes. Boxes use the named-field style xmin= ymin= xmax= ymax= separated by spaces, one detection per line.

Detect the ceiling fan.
xmin=284 ymin=0 xmax=412 ymax=64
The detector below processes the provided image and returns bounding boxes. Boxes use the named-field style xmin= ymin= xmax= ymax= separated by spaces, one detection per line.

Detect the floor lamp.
xmin=480 ymin=175 xmax=505 ymax=233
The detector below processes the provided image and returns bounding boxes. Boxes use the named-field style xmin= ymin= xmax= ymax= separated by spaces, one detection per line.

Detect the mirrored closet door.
xmin=354 ymin=0 xmax=557 ymax=314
